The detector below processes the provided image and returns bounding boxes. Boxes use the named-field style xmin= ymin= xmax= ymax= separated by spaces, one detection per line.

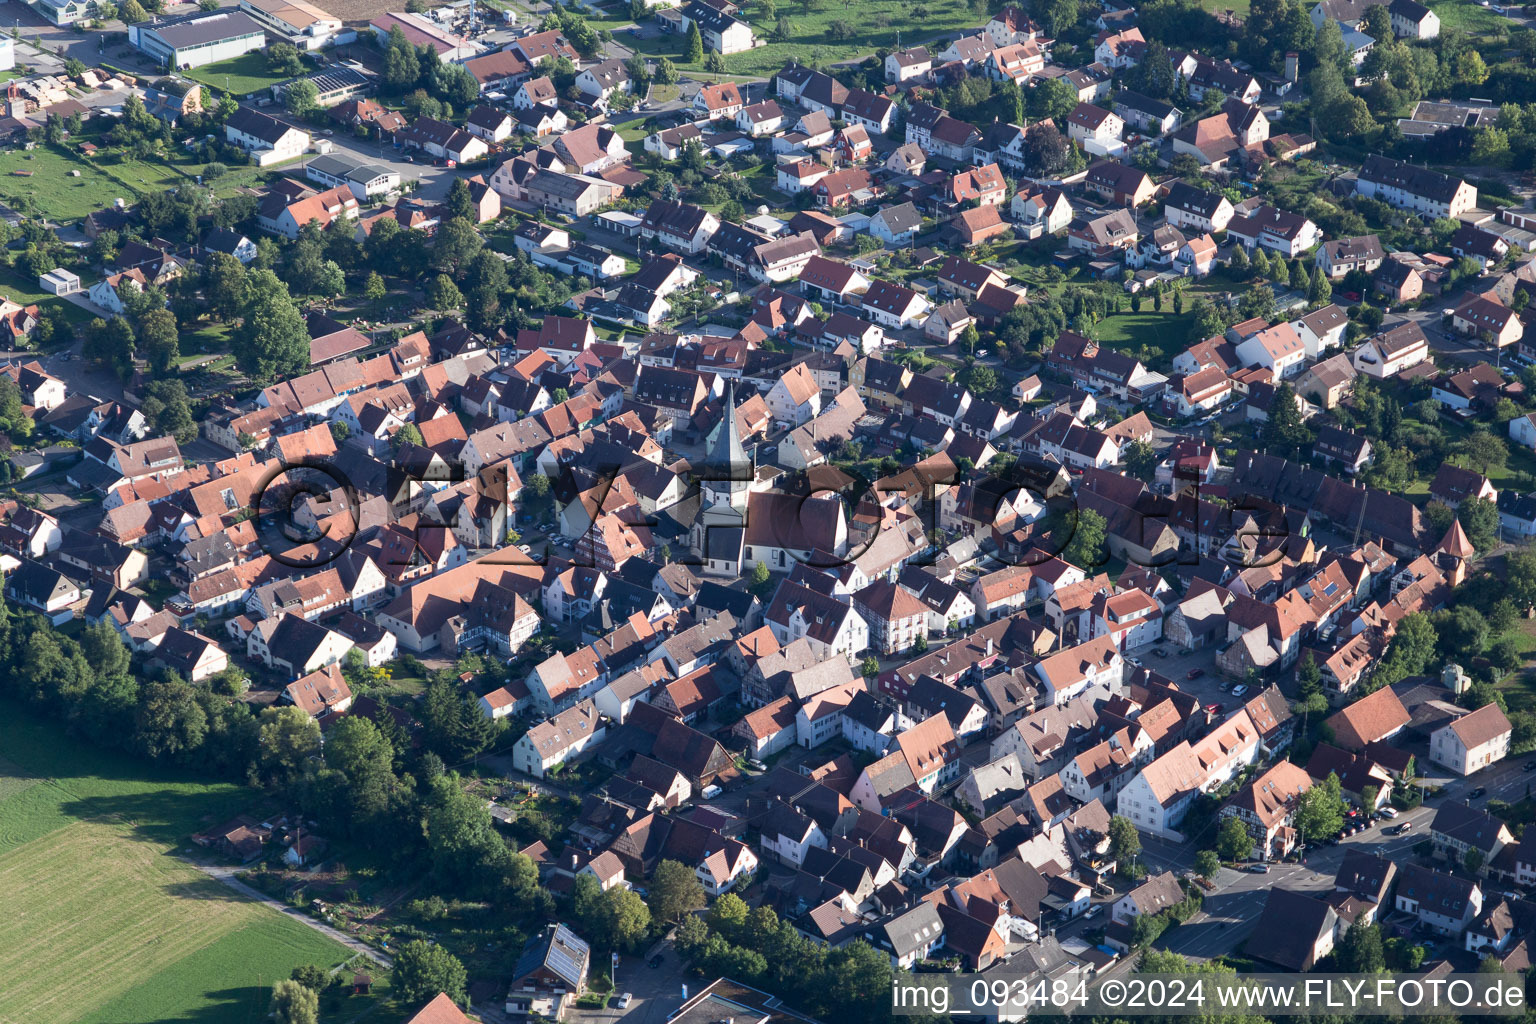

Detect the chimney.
xmin=1284 ymin=52 xmax=1299 ymax=84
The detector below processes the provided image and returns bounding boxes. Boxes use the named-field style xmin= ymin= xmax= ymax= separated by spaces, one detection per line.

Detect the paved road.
xmin=186 ymin=858 xmax=395 ymax=969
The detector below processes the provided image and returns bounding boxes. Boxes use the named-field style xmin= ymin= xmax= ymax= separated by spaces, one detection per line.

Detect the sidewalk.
xmin=185 ymin=858 xmax=395 ymax=969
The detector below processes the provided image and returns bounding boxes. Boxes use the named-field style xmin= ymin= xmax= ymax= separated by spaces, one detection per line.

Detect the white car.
xmin=1380 ymin=807 xmax=1398 ymax=818
xmin=617 ymin=993 xmax=633 ymax=1009
xmin=1230 ymin=684 xmax=1249 ymax=698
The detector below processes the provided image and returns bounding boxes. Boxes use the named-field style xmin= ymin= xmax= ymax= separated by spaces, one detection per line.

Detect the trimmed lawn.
xmin=0 ymin=704 xmax=379 ymax=1024
xmin=185 ymin=52 xmax=291 ymax=97
xmin=1424 ymin=0 xmax=1513 ymax=35
xmin=632 ymin=0 xmax=982 ymax=78
xmin=1093 ymin=310 xmax=1195 ymax=362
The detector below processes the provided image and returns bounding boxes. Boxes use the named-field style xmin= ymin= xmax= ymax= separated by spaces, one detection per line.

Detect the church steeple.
xmin=700 ymin=380 xmax=752 ymax=514
xmin=706 ymin=380 xmax=750 ymax=475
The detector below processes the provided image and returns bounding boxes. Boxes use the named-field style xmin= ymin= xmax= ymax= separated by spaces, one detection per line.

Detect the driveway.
xmin=185 ymin=858 xmax=395 ymax=968
xmin=561 ymin=943 xmax=688 ymax=1024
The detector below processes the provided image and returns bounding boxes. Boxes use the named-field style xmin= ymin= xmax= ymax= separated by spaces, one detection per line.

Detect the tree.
xmin=393 ymin=941 xmax=467 ymax=1009
xmin=233 ymin=270 xmax=309 ymax=383
xmin=1295 ymin=771 xmax=1346 ymax=842
xmin=433 ymin=217 xmax=482 ymax=276
xmin=1123 ymin=440 xmax=1158 ymax=482
xmin=1194 ymin=849 xmax=1221 ymax=879
xmin=119 ymin=0 xmax=147 ymax=22
xmin=427 ymin=274 xmax=464 ymax=310
xmin=270 ymin=979 xmax=319 ymax=1024
xmin=1216 ymin=815 xmax=1252 ymax=861
xmin=750 ymin=560 xmax=773 ymax=596
xmin=1029 ymin=76 xmax=1080 ymax=122
xmin=383 ymin=26 xmax=422 ymax=88
xmin=285 ymin=79 xmax=319 ymax=117
xmin=601 ymin=886 xmax=652 ymax=950
xmin=1262 ymin=382 xmax=1311 ymax=456
xmin=1338 ymin=922 xmax=1386 ymax=973
xmin=648 ymin=859 xmax=707 ymax=924
xmin=1296 ymin=649 xmax=1322 ymax=703
xmin=1308 ymin=264 xmax=1333 ymax=304
xmin=1458 ymin=495 xmax=1499 ymax=552
xmin=1466 ymin=847 xmax=1486 ymax=874
xmin=203 ymin=252 xmax=247 ymax=321
xmin=142 ymin=379 xmax=197 ymax=443
xmin=134 ymin=307 xmax=180 ymax=376
xmin=1458 ymin=430 xmax=1507 ymax=475
xmin=1108 ymin=814 xmax=1140 ymax=863
xmin=684 ymin=21 xmax=704 ymax=62
xmin=1023 ymin=120 xmax=1073 ymax=176
xmin=1062 ymin=507 xmax=1107 ymax=569
xmin=267 ymin=41 xmax=306 ymax=76
xmin=257 ymin=706 xmax=322 ymax=793
xmin=963 ymin=364 xmax=998 ymax=395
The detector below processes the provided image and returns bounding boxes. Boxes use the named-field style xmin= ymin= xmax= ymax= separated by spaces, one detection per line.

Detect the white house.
xmin=511 ymin=700 xmax=606 ymax=777
xmin=224 ymin=107 xmax=311 ymax=165
xmin=1429 ymin=704 xmax=1512 ymax=777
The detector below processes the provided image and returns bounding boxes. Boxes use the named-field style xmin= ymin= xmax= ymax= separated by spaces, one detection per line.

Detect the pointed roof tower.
xmin=704 ymin=380 xmax=751 ymax=479
xmin=1437 ymin=518 xmax=1475 ymax=559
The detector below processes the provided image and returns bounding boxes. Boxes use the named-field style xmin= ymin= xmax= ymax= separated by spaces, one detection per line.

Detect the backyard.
xmin=0 ymin=704 xmax=386 ymax=1024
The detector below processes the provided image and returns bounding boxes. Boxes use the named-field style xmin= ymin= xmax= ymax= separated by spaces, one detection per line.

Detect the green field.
xmin=185 ymin=52 xmax=291 ymax=97
xmin=0 ymin=704 xmax=384 ymax=1024
xmin=1423 ymin=0 xmax=1513 ymax=34
xmin=633 ymin=0 xmax=983 ymax=78
xmin=0 ymin=147 xmax=186 ymax=224
xmin=1197 ymin=0 xmax=1250 ymax=19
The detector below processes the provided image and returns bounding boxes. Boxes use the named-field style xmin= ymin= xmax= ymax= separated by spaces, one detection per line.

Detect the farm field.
xmin=0 ymin=703 xmax=381 ymax=1024
xmin=185 ymin=52 xmax=291 ymax=97
xmin=632 ymin=0 xmax=984 ymax=78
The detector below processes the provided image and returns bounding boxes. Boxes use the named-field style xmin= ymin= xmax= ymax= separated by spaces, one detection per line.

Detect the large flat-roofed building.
xmin=130 ymin=10 xmax=267 ymax=70
xmin=239 ymin=0 xmax=342 ymax=49
xmin=305 ymin=153 xmax=399 ymax=200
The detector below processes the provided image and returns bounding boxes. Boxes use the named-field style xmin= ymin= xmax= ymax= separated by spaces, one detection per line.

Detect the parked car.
xmin=617 ymin=993 xmax=632 ymax=1009
xmin=746 ymin=758 xmax=767 ymax=771
xmin=1085 ymin=904 xmax=1104 ymax=919
xmin=1525 ymin=760 xmax=1536 ymax=771
xmin=649 ymin=955 xmax=664 ymax=969
xmin=1247 ymin=863 xmax=1269 ymax=873
xmin=1380 ymin=807 xmax=1398 ymax=819
xmin=1204 ymin=703 xmax=1222 ymax=715
xmin=1470 ymin=787 xmax=1487 ymax=799
xmin=1187 ymin=668 xmax=1205 ymax=680
xmin=1230 ymin=684 xmax=1248 ymax=697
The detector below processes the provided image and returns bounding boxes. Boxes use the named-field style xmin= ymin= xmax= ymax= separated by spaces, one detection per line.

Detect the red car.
xmin=1204 ymin=702 xmax=1223 ymax=715
xmin=1186 ymin=668 xmax=1205 ymax=680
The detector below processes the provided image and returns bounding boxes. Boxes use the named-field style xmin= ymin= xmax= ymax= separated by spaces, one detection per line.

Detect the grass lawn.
xmin=633 ymin=0 xmax=982 ymax=77
xmin=0 ymin=141 xmax=215 ymax=225
xmin=0 ymin=704 xmax=383 ymax=1024
xmin=185 ymin=52 xmax=291 ymax=97
xmin=1197 ymin=0 xmax=1250 ymax=15
xmin=1091 ymin=310 xmax=1195 ymax=362
xmin=1423 ymin=0 xmax=1513 ymax=35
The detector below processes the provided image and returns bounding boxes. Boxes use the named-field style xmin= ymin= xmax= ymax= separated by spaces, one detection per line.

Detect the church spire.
xmin=706 ymin=380 xmax=750 ymax=477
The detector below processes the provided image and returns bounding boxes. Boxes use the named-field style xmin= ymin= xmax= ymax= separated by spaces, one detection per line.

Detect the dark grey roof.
xmin=143 ymin=9 xmax=266 ymax=48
